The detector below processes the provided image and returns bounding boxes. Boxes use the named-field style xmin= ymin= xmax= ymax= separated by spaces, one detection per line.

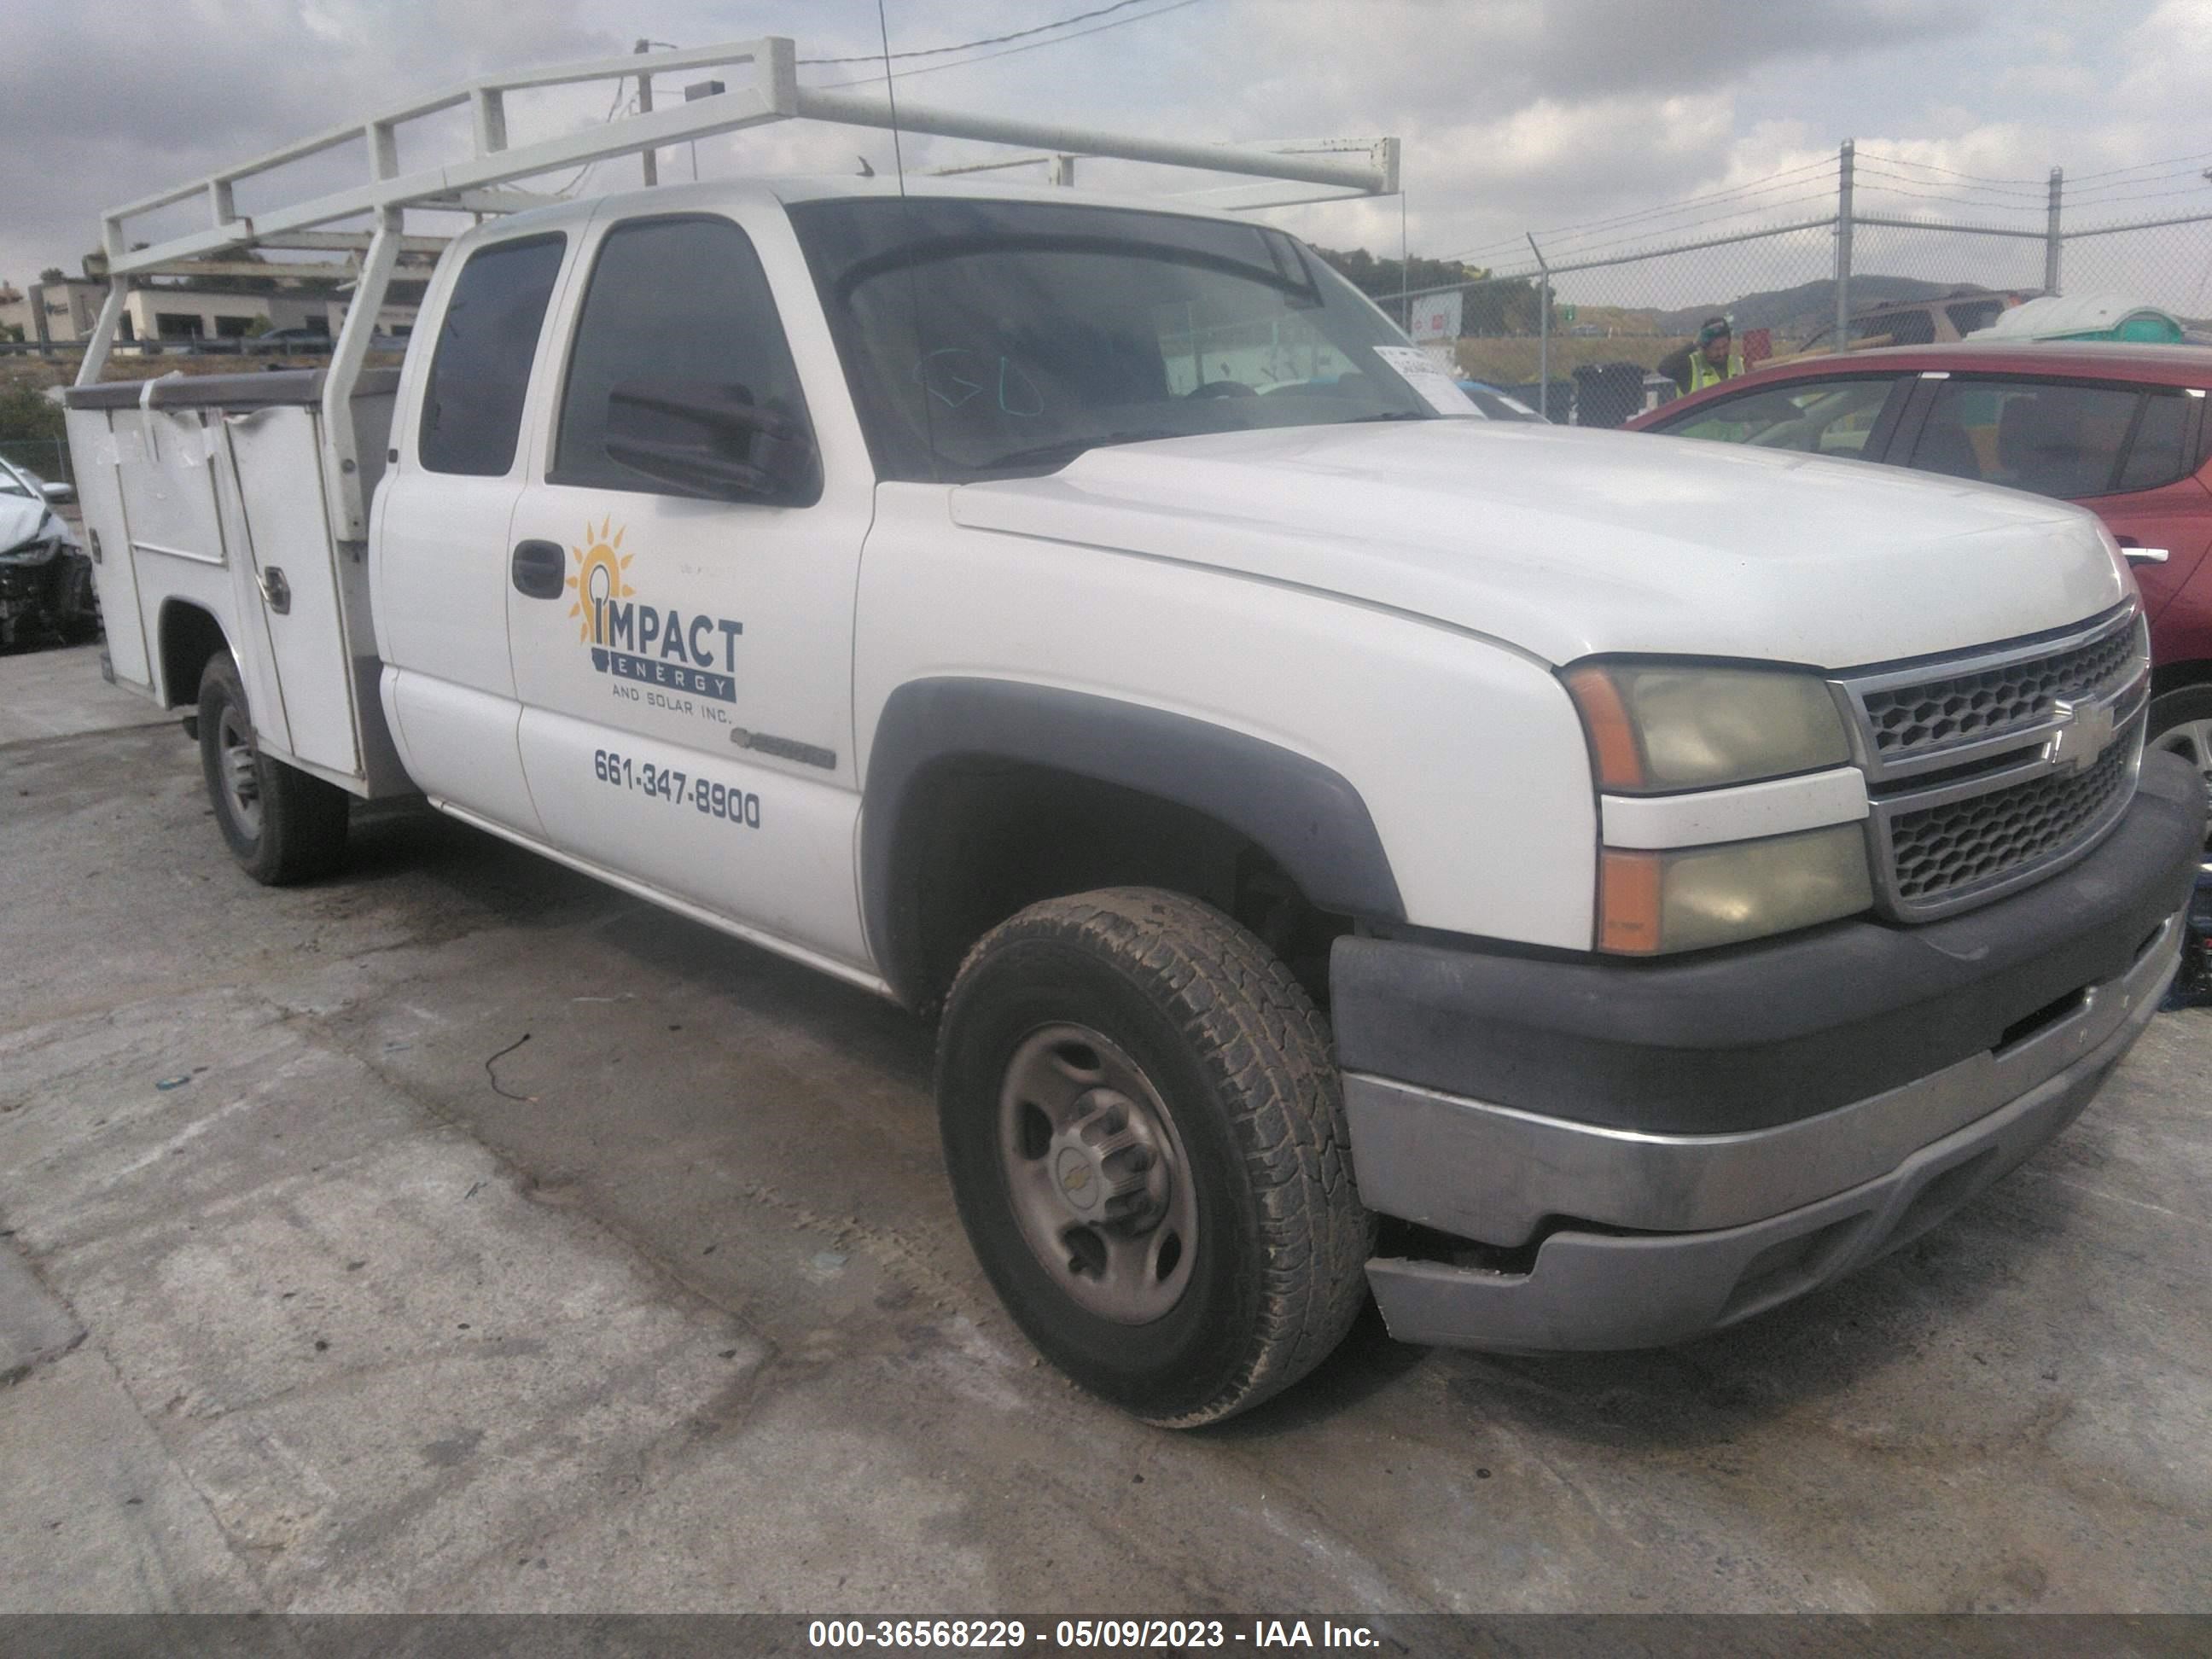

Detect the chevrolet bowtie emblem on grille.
xmin=2045 ymin=698 xmax=2116 ymax=773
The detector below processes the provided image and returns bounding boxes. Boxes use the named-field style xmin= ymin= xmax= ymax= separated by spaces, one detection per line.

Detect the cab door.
xmin=371 ymin=230 xmax=573 ymax=833
xmin=504 ymin=207 xmax=876 ymax=970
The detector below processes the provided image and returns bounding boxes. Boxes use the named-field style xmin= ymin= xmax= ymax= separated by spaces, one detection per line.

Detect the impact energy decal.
xmin=568 ymin=517 xmax=744 ymax=704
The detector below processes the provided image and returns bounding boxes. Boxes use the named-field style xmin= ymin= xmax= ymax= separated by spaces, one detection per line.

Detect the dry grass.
xmin=1452 ymin=334 xmax=1691 ymax=386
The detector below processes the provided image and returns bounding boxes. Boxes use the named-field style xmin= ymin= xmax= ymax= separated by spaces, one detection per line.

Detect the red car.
xmin=1631 ymin=342 xmax=2212 ymax=816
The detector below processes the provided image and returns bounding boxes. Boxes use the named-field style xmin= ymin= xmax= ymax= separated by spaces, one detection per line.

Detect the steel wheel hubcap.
xmin=218 ymin=706 xmax=261 ymax=836
xmin=997 ymin=1023 xmax=1197 ymax=1324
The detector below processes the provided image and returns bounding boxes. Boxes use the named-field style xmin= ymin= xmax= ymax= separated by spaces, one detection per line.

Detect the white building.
xmin=2 ymin=275 xmax=416 ymax=349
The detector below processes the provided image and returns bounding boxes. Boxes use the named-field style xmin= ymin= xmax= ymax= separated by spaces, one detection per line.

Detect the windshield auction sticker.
xmin=1371 ymin=346 xmax=1482 ymax=416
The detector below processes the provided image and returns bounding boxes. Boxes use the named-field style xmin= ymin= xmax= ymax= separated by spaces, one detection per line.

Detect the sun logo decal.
xmin=567 ymin=516 xmax=635 ymax=646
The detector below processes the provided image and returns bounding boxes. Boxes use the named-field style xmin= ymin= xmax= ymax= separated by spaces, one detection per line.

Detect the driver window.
xmin=552 ymin=215 xmax=812 ymax=496
xmin=1665 ymin=378 xmax=1898 ymax=457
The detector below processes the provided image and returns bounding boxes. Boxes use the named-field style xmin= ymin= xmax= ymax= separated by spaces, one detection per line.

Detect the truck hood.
xmin=948 ymin=421 xmax=2129 ymax=669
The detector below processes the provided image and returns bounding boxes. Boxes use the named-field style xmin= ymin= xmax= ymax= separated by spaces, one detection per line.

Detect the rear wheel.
xmin=937 ymin=888 xmax=1371 ymax=1427
xmin=58 ymin=557 xmax=101 ymax=643
xmin=197 ymin=652 xmax=350 ymax=885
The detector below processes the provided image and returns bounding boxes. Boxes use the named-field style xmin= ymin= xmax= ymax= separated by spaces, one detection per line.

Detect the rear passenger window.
xmin=418 ymin=236 xmax=566 ymax=477
xmin=2115 ymin=391 xmax=2192 ymax=492
xmin=553 ymin=215 xmax=813 ymax=498
xmin=1906 ymin=379 xmax=2140 ymax=499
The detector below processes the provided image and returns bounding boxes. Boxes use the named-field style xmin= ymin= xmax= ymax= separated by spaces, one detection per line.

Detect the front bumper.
xmin=1362 ymin=911 xmax=2177 ymax=1351
xmin=1336 ymin=749 xmax=2206 ymax=1353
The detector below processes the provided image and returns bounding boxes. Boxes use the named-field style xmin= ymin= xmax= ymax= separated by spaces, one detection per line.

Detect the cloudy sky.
xmin=5 ymin=0 xmax=2210 ymax=311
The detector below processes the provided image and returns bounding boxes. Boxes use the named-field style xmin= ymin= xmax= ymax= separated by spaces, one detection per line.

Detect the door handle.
xmin=2122 ymin=546 xmax=2169 ymax=567
xmin=511 ymin=539 xmax=566 ymax=598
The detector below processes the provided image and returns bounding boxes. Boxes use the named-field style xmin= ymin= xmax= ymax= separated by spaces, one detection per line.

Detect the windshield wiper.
xmin=1343 ymin=410 xmax=1435 ymax=422
xmin=976 ymin=429 xmax=1186 ymax=471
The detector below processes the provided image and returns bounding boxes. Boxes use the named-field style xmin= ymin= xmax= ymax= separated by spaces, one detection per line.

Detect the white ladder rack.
xmin=77 ymin=35 xmax=1398 ymax=538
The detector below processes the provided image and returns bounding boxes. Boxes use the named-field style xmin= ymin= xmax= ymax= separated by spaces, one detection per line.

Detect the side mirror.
xmin=603 ymin=379 xmax=818 ymax=504
xmin=40 ymin=480 xmax=74 ymax=505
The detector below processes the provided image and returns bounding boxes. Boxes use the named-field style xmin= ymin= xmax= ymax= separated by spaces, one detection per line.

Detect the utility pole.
xmin=1528 ymin=233 xmax=1551 ymax=420
xmin=27 ymin=282 xmax=52 ymax=356
xmin=2045 ymin=166 xmax=2064 ymax=296
xmin=1835 ymin=138 xmax=1854 ymax=346
xmin=634 ymin=40 xmax=658 ymax=187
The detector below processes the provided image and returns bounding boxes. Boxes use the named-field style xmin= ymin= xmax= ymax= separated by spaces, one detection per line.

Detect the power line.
xmin=809 ymin=0 xmax=1208 ymax=90
xmin=1841 ymin=164 xmax=2211 ymax=220
xmin=1472 ymin=181 xmax=1838 ymax=265
xmin=1851 ymin=166 xmax=2046 ymax=211
xmin=1854 ymin=150 xmax=2043 ymax=190
xmin=1513 ymin=189 xmax=1839 ymax=265
xmin=548 ymin=82 xmax=636 ymax=198
xmin=1482 ymin=156 xmax=1833 ymax=245
xmin=2067 ymin=146 xmax=2212 ymax=183
xmin=1446 ymin=157 xmax=1836 ymax=262
xmin=810 ymin=0 xmax=1206 ymax=90
xmin=2065 ymin=179 xmax=2212 ymax=212
xmin=1737 ymin=144 xmax=2212 ymax=205
xmin=2065 ymin=170 xmax=2212 ymax=205
xmin=800 ymin=0 xmax=1163 ymax=65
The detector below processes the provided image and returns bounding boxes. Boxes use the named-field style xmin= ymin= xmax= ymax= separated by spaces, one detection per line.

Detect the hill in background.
xmin=1652 ymin=276 xmax=1998 ymax=340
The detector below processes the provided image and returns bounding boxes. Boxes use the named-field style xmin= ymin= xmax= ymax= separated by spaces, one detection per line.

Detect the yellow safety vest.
xmin=1687 ymin=350 xmax=1745 ymax=393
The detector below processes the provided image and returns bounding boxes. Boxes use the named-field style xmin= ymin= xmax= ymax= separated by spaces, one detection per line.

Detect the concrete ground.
xmin=2 ymin=643 xmax=2208 ymax=1615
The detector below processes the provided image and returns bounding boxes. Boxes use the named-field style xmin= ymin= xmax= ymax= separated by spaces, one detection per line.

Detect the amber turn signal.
xmin=1562 ymin=665 xmax=1645 ymax=791
xmin=1598 ymin=848 xmax=1662 ymax=955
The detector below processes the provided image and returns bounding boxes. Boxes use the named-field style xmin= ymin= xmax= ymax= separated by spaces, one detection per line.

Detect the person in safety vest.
xmin=1660 ymin=316 xmax=1743 ymax=396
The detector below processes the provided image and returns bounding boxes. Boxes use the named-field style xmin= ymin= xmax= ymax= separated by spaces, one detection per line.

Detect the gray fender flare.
xmin=860 ymin=678 xmax=1405 ymax=1007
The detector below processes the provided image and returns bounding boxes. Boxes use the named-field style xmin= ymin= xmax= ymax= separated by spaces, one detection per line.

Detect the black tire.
xmin=59 ymin=557 xmax=101 ymax=643
xmin=937 ymin=888 xmax=1371 ymax=1427
xmin=197 ymin=652 xmax=350 ymax=885
xmin=2149 ymin=684 xmax=2212 ymax=817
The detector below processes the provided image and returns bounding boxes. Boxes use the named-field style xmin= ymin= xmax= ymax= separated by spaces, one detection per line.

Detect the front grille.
xmin=1884 ymin=725 xmax=2140 ymax=908
xmin=1837 ymin=606 xmax=2151 ymax=923
xmin=1860 ymin=620 xmax=2139 ymax=765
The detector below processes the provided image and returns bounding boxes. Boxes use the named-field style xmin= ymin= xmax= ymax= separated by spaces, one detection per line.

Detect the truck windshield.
xmin=789 ymin=196 xmax=1449 ymax=482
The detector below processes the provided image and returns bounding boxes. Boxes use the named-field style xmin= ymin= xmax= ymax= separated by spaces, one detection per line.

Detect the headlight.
xmin=0 ymin=535 xmax=59 ymax=565
xmin=1562 ymin=661 xmax=1853 ymax=793
xmin=1564 ymin=659 xmax=1871 ymax=953
xmin=1598 ymin=823 xmax=1872 ymax=955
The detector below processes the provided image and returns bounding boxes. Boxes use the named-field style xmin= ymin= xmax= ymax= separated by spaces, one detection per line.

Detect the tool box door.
xmin=221 ymin=407 xmax=361 ymax=777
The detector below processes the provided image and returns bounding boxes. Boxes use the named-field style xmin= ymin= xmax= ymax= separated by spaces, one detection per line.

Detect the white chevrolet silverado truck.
xmin=62 ymin=41 xmax=2206 ymax=1424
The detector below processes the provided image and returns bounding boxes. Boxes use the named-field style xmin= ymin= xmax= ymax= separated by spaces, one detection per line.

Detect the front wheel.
xmin=2150 ymin=684 xmax=2212 ymax=1004
xmin=198 ymin=652 xmax=350 ymax=885
xmin=937 ymin=888 xmax=1371 ymax=1427
xmin=2150 ymin=684 xmax=2212 ymax=843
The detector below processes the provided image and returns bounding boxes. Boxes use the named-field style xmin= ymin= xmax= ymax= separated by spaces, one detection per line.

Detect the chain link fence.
xmin=1382 ymin=142 xmax=2212 ymax=429
xmin=0 ymin=436 xmax=73 ymax=489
